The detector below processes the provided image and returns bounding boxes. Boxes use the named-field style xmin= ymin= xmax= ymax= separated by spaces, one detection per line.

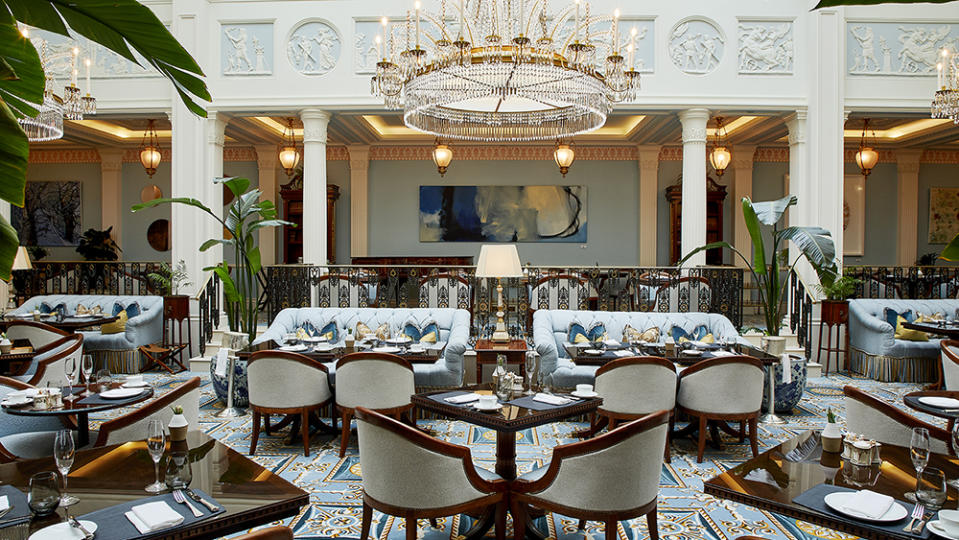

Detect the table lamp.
xmin=475 ymin=245 xmax=523 ymax=343
xmin=7 ymin=246 xmax=32 ymax=311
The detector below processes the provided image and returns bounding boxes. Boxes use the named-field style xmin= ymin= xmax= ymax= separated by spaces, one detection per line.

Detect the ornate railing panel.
xmin=195 ymin=273 xmax=221 ymax=356
xmin=788 ymin=271 xmax=813 ymax=358
xmin=845 ymin=266 xmax=959 ymax=300
xmin=13 ymin=261 xmax=164 ymax=303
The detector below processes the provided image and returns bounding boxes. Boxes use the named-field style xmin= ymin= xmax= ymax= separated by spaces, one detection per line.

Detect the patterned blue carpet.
xmin=92 ymin=372 xmax=936 ymax=539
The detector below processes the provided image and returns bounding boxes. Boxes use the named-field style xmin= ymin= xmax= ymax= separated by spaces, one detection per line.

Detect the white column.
xmin=637 ymin=145 xmax=660 ymax=266
xmin=254 ymin=144 xmax=279 ymax=266
xmin=897 ymin=150 xmax=922 ymax=266
xmin=730 ymin=146 xmax=756 ymax=267
xmin=349 ymin=145 xmax=370 ymax=259
xmin=678 ymin=108 xmax=710 ymax=267
xmin=300 ymin=109 xmax=331 ymax=266
xmin=98 ymin=148 xmax=125 ymax=251
xmin=786 ymin=111 xmax=808 ymax=228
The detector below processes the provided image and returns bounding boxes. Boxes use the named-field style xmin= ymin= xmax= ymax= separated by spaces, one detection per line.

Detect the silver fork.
xmin=67 ymin=514 xmax=95 ymax=540
xmin=904 ymin=503 xmax=925 ymax=532
xmin=172 ymin=490 xmax=203 ymax=518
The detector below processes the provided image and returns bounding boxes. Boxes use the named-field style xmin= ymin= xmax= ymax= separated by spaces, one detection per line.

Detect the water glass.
xmin=145 ymin=419 xmax=167 ymax=493
xmin=54 ymin=430 xmax=78 ymax=506
xmin=95 ymin=369 xmax=112 ymax=393
xmin=81 ymin=355 xmax=94 ymax=395
xmin=63 ymin=355 xmax=78 ymax=401
xmin=906 ymin=426 xmax=931 ymax=502
xmin=917 ymin=467 xmax=948 ymax=511
xmin=27 ymin=472 xmax=60 ymax=516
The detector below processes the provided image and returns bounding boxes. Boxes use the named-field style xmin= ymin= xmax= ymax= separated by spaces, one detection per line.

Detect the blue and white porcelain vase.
xmin=761 ymin=356 xmax=807 ymax=414
xmin=210 ymin=331 xmax=250 ymax=407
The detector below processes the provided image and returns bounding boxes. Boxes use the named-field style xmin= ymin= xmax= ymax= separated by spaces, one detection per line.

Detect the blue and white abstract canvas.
xmin=419 ymin=185 xmax=587 ymax=243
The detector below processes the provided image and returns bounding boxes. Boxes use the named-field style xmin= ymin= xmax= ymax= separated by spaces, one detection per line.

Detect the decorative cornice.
xmin=328 ymin=146 xmax=350 ymax=161
xmin=224 ymin=147 xmax=258 ymax=162
xmin=754 ymin=147 xmax=790 ymax=162
xmin=842 ymin=148 xmax=897 ymax=164
xmin=660 ymin=147 xmax=683 ymax=161
xmin=367 ymin=145 xmax=641 ymax=161
xmin=28 ymin=149 xmax=100 ymax=163
xmin=920 ymin=150 xmax=959 ymax=164
xmin=122 ymin=148 xmax=173 ymax=163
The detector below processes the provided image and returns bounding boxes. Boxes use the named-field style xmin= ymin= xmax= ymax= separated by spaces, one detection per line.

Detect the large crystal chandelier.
xmin=932 ymin=46 xmax=958 ymax=124
xmin=371 ymin=0 xmax=641 ymax=142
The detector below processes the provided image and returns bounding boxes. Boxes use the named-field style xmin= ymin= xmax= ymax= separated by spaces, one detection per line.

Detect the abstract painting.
xmin=419 ymin=185 xmax=587 ymax=243
xmin=11 ymin=181 xmax=82 ymax=246
xmin=929 ymin=187 xmax=959 ymax=244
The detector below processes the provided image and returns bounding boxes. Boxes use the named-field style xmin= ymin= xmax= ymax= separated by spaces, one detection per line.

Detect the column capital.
xmin=785 ymin=111 xmax=807 ymax=146
xmin=300 ymin=109 xmax=331 ymax=144
xmin=253 ymin=144 xmax=279 ymax=170
xmin=730 ymin=145 xmax=757 ymax=170
xmin=207 ymin=111 xmax=230 ymax=147
xmin=678 ymin=108 xmax=710 ymax=144
xmin=896 ymin=149 xmax=922 ymax=174
xmin=636 ymin=144 xmax=661 ymax=169
xmin=348 ymin=145 xmax=371 ymax=171
xmin=97 ymin=148 xmax=124 ymax=172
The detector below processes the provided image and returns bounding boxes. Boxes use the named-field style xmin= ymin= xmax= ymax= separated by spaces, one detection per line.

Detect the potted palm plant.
xmin=817 ymin=273 xmax=860 ymax=327
xmin=148 ymin=260 xmax=193 ymax=324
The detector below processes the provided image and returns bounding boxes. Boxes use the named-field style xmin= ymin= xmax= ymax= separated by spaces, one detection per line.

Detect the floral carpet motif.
xmin=95 ymin=371 xmax=934 ymax=539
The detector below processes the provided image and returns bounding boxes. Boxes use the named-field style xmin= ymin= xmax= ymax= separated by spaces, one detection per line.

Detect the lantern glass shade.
xmin=139 ymin=146 xmax=162 ymax=177
xmin=432 ymin=144 xmax=453 ymax=175
xmin=279 ymin=146 xmax=300 ymax=173
xmin=554 ymin=143 xmax=575 ymax=176
xmin=856 ymin=147 xmax=879 ymax=174
xmin=709 ymin=146 xmax=731 ymax=174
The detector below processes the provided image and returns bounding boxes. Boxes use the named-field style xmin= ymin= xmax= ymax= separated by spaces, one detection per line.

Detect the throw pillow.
xmin=101 ymin=310 xmax=128 ymax=335
xmin=76 ymin=305 xmax=91 ymax=316
xmin=295 ymin=322 xmax=318 ymax=339
xmin=356 ymin=321 xmax=373 ymax=339
xmin=404 ymin=320 xmax=439 ymax=343
xmin=39 ymin=302 xmax=65 ymax=315
xmin=318 ymin=321 xmax=337 ymax=342
xmin=883 ymin=308 xmax=915 ymax=329
xmin=917 ymin=312 xmax=945 ymax=323
xmin=112 ymin=302 xmax=141 ymax=320
xmin=894 ymin=315 xmax=929 ymax=341
xmin=623 ymin=325 xmax=660 ymax=343
xmin=568 ymin=322 xmax=607 ymax=344
xmin=670 ymin=325 xmax=712 ymax=343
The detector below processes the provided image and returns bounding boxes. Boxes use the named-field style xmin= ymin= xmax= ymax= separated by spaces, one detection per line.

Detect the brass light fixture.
xmin=432 ymin=139 xmax=453 ymax=176
xmin=855 ymin=118 xmax=879 ymax=177
xmin=554 ymin=141 xmax=576 ymax=177
xmin=708 ymin=116 xmax=731 ymax=177
xmin=278 ymin=118 xmax=301 ymax=177
xmin=138 ymin=119 xmax=162 ymax=178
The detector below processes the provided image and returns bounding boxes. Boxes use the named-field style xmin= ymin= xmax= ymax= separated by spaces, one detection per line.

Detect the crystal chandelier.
xmin=371 ymin=0 xmax=641 ymax=142
xmin=932 ymin=46 xmax=958 ymax=124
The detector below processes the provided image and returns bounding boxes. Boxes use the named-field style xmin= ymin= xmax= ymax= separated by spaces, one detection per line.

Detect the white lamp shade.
xmin=855 ymin=147 xmax=879 ymax=172
xmin=475 ymin=245 xmax=523 ymax=278
xmin=12 ymin=246 xmax=32 ymax=271
xmin=432 ymin=144 xmax=453 ymax=168
xmin=709 ymin=146 xmax=731 ymax=172
xmin=139 ymin=146 xmax=161 ymax=172
xmin=553 ymin=144 xmax=575 ymax=168
xmin=279 ymin=146 xmax=300 ymax=171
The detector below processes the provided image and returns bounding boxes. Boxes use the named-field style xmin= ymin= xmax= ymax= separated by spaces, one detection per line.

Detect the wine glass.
xmin=145 ymin=419 xmax=167 ymax=493
xmin=95 ymin=368 xmax=112 ymax=393
xmin=81 ymin=354 xmax=94 ymax=396
xmin=917 ymin=467 xmax=948 ymax=512
xmin=54 ymin=429 xmax=78 ymax=506
xmin=906 ymin=426 xmax=931 ymax=502
xmin=950 ymin=422 xmax=959 ymax=488
xmin=524 ymin=352 xmax=537 ymax=395
xmin=27 ymin=472 xmax=60 ymax=516
xmin=63 ymin=355 xmax=78 ymax=402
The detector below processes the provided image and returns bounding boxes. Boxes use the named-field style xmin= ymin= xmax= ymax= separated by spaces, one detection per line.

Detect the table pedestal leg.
xmin=77 ymin=412 xmax=89 ymax=447
xmin=761 ymin=364 xmax=785 ymax=425
xmin=496 ymin=432 xmax=516 ymax=481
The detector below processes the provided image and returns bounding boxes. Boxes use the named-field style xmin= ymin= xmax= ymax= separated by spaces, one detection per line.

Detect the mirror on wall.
xmin=147 ymin=219 xmax=170 ymax=252
xmin=140 ymin=184 xmax=163 ymax=203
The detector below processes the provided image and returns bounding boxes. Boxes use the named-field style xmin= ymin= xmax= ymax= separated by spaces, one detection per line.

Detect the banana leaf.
xmin=940 ymin=233 xmax=959 ymax=262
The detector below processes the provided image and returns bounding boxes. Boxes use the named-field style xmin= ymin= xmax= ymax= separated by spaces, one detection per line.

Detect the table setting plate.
xmin=928 ymin=520 xmax=959 ymax=539
xmin=919 ymin=396 xmax=959 ymax=409
xmin=280 ymin=344 xmax=308 ymax=352
xmin=408 ymin=346 xmax=426 ymax=354
xmin=122 ymin=381 xmax=150 ymax=389
xmin=582 ymin=349 xmax=604 ymax=356
xmin=682 ymin=349 xmax=704 ymax=356
xmin=386 ymin=337 xmax=412 ymax=345
xmin=1 ymin=396 xmax=32 ymax=407
xmin=571 ymin=390 xmax=598 ymax=398
xmin=372 ymin=346 xmax=401 ymax=354
xmin=99 ymin=388 xmax=145 ymax=400
xmin=473 ymin=402 xmax=503 ymax=412
xmin=312 ymin=344 xmax=334 ymax=352
xmin=29 ymin=520 xmax=98 ymax=540
xmin=822 ymin=492 xmax=908 ymax=522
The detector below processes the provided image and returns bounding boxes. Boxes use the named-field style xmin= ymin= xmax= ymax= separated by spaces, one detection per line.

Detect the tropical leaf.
xmin=815 ymin=0 xmax=954 ymax=6
xmin=741 ymin=198 xmax=768 ymax=275
xmin=0 ymin=10 xmax=43 ymax=118
xmin=940 ymin=233 xmax=959 ymax=262
xmin=0 ymin=100 xmax=27 ymax=209
xmin=750 ymin=195 xmax=796 ymax=227
xmin=777 ymin=226 xmax=837 ymax=271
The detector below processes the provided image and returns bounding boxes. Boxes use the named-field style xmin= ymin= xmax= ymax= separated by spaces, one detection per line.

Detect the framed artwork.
xmin=843 ymin=174 xmax=865 ymax=256
xmin=419 ymin=185 xmax=587 ymax=243
xmin=928 ymin=187 xmax=959 ymax=244
xmin=11 ymin=181 xmax=82 ymax=247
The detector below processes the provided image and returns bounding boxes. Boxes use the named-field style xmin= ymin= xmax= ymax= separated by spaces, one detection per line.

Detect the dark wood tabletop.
xmin=904 ymin=390 xmax=959 ymax=421
xmin=237 ymin=339 xmax=446 ymax=364
xmin=704 ymin=430 xmax=959 ymax=540
xmin=902 ymin=320 xmax=959 ymax=340
xmin=0 ymin=430 xmax=309 ymax=539
xmin=3 ymin=315 xmax=119 ymax=331
xmin=562 ymin=342 xmax=779 ymax=366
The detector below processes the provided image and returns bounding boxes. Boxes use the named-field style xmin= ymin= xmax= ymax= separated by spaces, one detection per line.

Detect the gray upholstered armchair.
xmin=248 ymin=351 xmax=334 ymax=457
xmin=0 ymin=376 xmax=76 ymax=462
xmin=355 ymin=407 xmax=507 ymax=540
xmin=844 ymin=385 xmax=952 ymax=455
xmin=942 ymin=340 xmax=959 ymax=391
xmin=336 ymin=352 xmax=415 ymax=458
xmin=92 ymin=377 xmax=201 ymax=447
xmin=4 ymin=321 xmax=70 ymax=350
xmin=10 ymin=333 xmax=83 ymax=389
xmin=511 ymin=411 xmax=669 ymax=540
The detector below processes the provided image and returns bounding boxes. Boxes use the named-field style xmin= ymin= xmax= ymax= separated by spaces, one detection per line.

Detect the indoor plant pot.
xmin=761 ymin=355 xmax=808 ymax=413
xmin=169 ymin=405 xmax=189 ymax=441
xmin=821 ymin=408 xmax=843 ymax=453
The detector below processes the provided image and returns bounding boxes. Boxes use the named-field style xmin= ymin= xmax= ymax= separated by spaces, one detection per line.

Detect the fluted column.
xmin=786 ymin=111 xmax=808 ymax=228
xmin=300 ymin=109 xmax=331 ymax=266
xmin=637 ymin=145 xmax=660 ymax=266
xmin=98 ymin=148 xmax=125 ymax=250
xmin=730 ymin=146 xmax=756 ymax=268
xmin=349 ymin=145 xmax=370 ymax=258
xmin=254 ymin=144 xmax=279 ymax=266
xmin=678 ymin=108 xmax=710 ymax=267
xmin=204 ymin=111 xmax=228 ymax=269
xmin=897 ymin=150 xmax=922 ymax=266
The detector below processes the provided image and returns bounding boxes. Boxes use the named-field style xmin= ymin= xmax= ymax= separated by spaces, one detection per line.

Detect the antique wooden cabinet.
xmin=665 ymin=177 xmax=728 ymax=265
xmin=280 ymin=177 xmax=340 ymax=264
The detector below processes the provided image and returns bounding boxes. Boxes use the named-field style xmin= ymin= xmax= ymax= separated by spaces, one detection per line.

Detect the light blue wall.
xmin=843 ymin=162 xmax=897 ymax=266
xmin=367 ymin=158 xmax=640 ymax=266
xmin=918 ymin=163 xmax=959 ymax=265
xmin=121 ymin=162 xmax=171 ymax=262
xmin=23 ymin=162 xmax=103 ymax=262
xmin=330 ymin=161 xmax=351 ymax=265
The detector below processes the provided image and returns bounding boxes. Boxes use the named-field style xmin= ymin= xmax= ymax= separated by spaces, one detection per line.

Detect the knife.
xmin=914 ymin=510 xmax=935 ymax=534
xmin=67 ymin=514 xmax=94 ymax=539
xmin=186 ymin=489 xmax=219 ymax=512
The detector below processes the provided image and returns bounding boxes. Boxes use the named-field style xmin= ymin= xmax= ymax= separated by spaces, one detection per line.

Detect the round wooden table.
xmin=904 ymin=390 xmax=959 ymax=434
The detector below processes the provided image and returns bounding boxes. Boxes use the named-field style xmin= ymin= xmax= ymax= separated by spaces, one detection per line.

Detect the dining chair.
xmin=12 ymin=333 xmax=83 ymax=388
xmin=843 ymin=385 xmax=952 ymax=455
xmin=418 ymin=272 xmax=472 ymax=312
xmin=335 ymin=352 xmax=415 ymax=457
xmin=0 ymin=376 xmax=77 ymax=462
xmin=511 ymin=410 xmax=669 ymax=540
xmin=92 ymin=376 xmax=201 ymax=447
xmin=588 ymin=357 xmax=677 ymax=460
xmin=941 ymin=340 xmax=959 ymax=391
xmin=654 ymin=276 xmax=712 ymax=313
xmin=676 ymin=356 xmax=764 ymax=463
xmin=247 ymin=350 xmax=334 ymax=457
xmin=231 ymin=526 xmax=294 ymax=540
xmin=355 ymin=407 xmax=507 ymax=540
xmin=4 ymin=321 xmax=71 ymax=349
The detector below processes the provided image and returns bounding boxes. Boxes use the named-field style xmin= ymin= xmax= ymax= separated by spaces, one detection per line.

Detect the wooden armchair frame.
xmin=336 ymin=352 xmax=415 ymax=457
xmin=93 ymin=376 xmax=200 ymax=447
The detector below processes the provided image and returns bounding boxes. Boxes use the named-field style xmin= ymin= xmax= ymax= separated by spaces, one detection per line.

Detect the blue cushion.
xmin=39 ymin=302 xmax=65 ymax=315
xmin=670 ymin=325 xmax=708 ymax=342
xmin=112 ymin=302 xmax=141 ymax=319
xmin=319 ymin=321 xmax=337 ymax=342
xmin=297 ymin=321 xmax=318 ymax=336
xmin=404 ymin=320 xmax=439 ymax=342
xmin=567 ymin=322 xmax=606 ymax=343
xmin=884 ymin=308 xmax=915 ymax=329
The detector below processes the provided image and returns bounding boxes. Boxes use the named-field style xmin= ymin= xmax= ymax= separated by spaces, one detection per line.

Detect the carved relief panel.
xmin=846 ymin=22 xmax=958 ymax=75
xmin=221 ymin=22 xmax=274 ymax=76
xmin=287 ymin=20 xmax=341 ymax=76
xmin=669 ymin=17 xmax=725 ymax=75
xmin=737 ymin=20 xmax=794 ymax=74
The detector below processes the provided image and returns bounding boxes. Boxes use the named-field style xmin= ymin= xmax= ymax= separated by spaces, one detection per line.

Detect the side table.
xmin=473 ymin=339 xmax=529 ymax=384
xmin=817 ymin=300 xmax=848 ymax=376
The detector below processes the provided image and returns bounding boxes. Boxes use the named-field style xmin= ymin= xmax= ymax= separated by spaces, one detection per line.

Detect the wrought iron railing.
xmin=844 ymin=266 xmax=959 ymax=300
xmin=12 ymin=261 xmax=164 ymax=303
xmin=194 ymin=272 xmax=221 ymax=356
xmin=788 ymin=270 xmax=814 ymax=358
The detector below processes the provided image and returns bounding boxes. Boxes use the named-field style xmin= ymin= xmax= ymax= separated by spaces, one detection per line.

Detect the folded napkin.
xmin=781 ymin=354 xmax=792 ymax=384
xmin=444 ymin=393 xmax=481 ymax=404
xmin=613 ymin=350 xmax=632 ymax=357
xmin=841 ymin=489 xmax=894 ymax=520
xmin=711 ymin=350 xmax=734 ymax=357
xmin=126 ymin=501 xmax=184 ymax=533
xmin=533 ymin=393 xmax=571 ymax=406
xmin=603 ymin=339 xmax=621 ymax=347
xmin=0 ymin=495 xmax=8 ymax=512
xmin=919 ymin=396 xmax=959 ymax=408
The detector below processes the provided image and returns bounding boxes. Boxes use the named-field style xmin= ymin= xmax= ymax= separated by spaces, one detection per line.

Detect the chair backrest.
xmin=335 ymin=352 xmax=414 ymax=410
xmin=24 ymin=334 xmax=83 ymax=388
xmin=655 ymin=276 xmax=711 ymax=313
xmin=94 ymin=376 xmax=201 ymax=447
xmin=595 ymin=357 xmax=677 ymax=415
xmin=522 ymin=410 xmax=668 ymax=512
xmin=530 ymin=274 xmax=590 ymax=311
xmin=942 ymin=340 xmax=959 ymax=391
xmin=4 ymin=321 xmax=70 ymax=350
xmin=248 ymin=351 xmax=332 ymax=409
xmin=843 ymin=385 xmax=951 ymax=454
xmin=0 ymin=376 xmax=69 ymax=439
xmin=315 ymin=274 xmax=373 ymax=308
xmin=677 ymin=356 xmax=764 ymax=415
xmin=419 ymin=273 xmax=472 ymax=311
xmin=356 ymin=407 xmax=497 ymax=509
xmin=231 ymin=527 xmax=294 ymax=540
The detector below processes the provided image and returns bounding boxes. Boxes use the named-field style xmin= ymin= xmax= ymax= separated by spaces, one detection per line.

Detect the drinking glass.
xmin=950 ymin=422 xmax=959 ymax=488
xmin=63 ymin=355 xmax=78 ymax=402
xmin=54 ymin=429 xmax=78 ymax=506
xmin=27 ymin=472 xmax=60 ymax=516
xmin=540 ymin=372 xmax=554 ymax=395
xmin=917 ymin=467 xmax=948 ymax=511
xmin=906 ymin=426 xmax=931 ymax=502
xmin=81 ymin=355 xmax=94 ymax=395
xmin=524 ymin=352 xmax=537 ymax=395
xmin=145 ymin=419 xmax=166 ymax=493
xmin=95 ymin=368 xmax=112 ymax=393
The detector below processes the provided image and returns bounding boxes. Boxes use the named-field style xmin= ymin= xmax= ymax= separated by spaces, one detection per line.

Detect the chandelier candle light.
xmin=372 ymin=0 xmax=640 ymax=142
xmin=933 ymin=46 xmax=958 ymax=124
